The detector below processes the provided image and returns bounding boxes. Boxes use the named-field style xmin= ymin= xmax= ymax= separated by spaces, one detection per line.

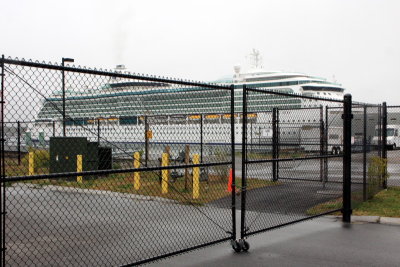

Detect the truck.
xmin=371 ymin=124 xmax=400 ymax=150
xmin=300 ymin=126 xmax=353 ymax=155
xmin=326 ymin=127 xmax=343 ymax=154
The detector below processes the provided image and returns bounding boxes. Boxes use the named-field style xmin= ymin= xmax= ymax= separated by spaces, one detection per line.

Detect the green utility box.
xmin=49 ymin=137 xmax=112 ymax=176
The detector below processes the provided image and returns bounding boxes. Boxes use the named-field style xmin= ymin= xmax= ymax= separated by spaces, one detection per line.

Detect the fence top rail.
xmin=244 ymin=86 xmax=345 ymax=104
xmin=327 ymin=103 xmax=381 ymax=110
xmin=352 ymin=102 xmax=382 ymax=107
xmin=0 ymin=56 xmax=232 ymax=91
xmin=276 ymin=106 xmax=323 ymax=111
xmin=387 ymin=105 xmax=400 ymax=108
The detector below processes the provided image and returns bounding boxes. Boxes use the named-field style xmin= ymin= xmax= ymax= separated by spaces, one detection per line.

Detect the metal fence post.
xmin=200 ymin=114 xmax=203 ymax=163
xmin=342 ymin=94 xmax=353 ymax=223
xmin=61 ymin=58 xmax=74 ymax=137
xmin=17 ymin=121 xmax=21 ymax=165
xmin=382 ymin=102 xmax=387 ymax=189
xmin=363 ymin=105 xmax=367 ymax=201
xmin=272 ymin=108 xmax=278 ymax=181
xmin=145 ymin=116 xmax=149 ymax=167
xmin=240 ymin=85 xmax=248 ymax=240
xmin=1 ymin=54 xmax=6 ymax=267
xmin=52 ymin=121 xmax=55 ymax=137
xmin=324 ymin=106 xmax=329 ymax=185
xmin=62 ymin=63 xmax=66 ymax=136
xmin=97 ymin=118 xmax=100 ymax=144
xmin=277 ymin=109 xmax=280 ymax=180
xmin=378 ymin=105 xmax=382 ymax=157
xmin=230 ymin=84 xmax=236 ymax=241
xmin=320 ymin=106 xmax=324 ymax=182
xmin=250 ymin=121 xmax=253 ymax=153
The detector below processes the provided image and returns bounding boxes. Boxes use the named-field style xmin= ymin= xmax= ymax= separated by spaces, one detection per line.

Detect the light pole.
xmin=62 ymin=57 xmax=74 ymax=136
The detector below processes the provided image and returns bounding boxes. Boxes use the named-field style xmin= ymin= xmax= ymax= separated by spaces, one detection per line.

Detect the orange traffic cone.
xmin=227 ymin=168 xmax=233 ymax=192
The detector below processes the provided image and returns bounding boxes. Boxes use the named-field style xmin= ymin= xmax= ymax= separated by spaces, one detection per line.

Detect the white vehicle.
xmin=327 ymin=127 xmax=343 ymax=155
xmin=372 ymin=124 xmax=400 ymax=150
xmin=299 ymin=126 xmax=345 ymax=154
xmin=300 ymin=125 xmax=321 ymax=152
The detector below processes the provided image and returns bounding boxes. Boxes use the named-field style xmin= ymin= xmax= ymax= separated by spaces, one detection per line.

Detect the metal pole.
xmin=276 ymin=108 xmax=280 ymax=180
xmin=61 ymin=58 xmax=74 ymax=137
xmin=382 ymin=102 xmax=387 ymax=189
xmin=240 ymin=85 xmax=248 ymax=239
xmin=320 ymin=106 xmax=324 ymax=182
xmin=62 ymin=60 xmax=66 ymax=136
xmin=363 ymin=105 xmax=367 ymax=201
xmin=1 ymin=54 xmax=6 ymax=267
xmin=250 ymin=121 xmax=253 ymax=153
xmin=17 ymin=121 xmax=21 ymax=165
xmin=97 ymin=118 xmax=100 ymax=144
xmin=342 ymin=94 xmax=353 ymax=223
xmin=145 ymin=116 xmax=149 ymax=167
xmin=200 ymin=114 xmax=203 ymax=163
xmin=52 ymin=121 xmax=55 ymax=137
xmin=378 ymin=105 xmax=382 ymax=157
xmin=272 ymin=108 xmax=278 ymax=181
xmin=230 ymin=84 xmax=236 ymax=241
xmin=324 ymin=106 xmax=328 ymax=186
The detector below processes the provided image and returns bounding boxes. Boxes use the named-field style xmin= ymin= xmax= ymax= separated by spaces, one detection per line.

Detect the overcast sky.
xmin=1 ymin=0 xmax=400 ymax=104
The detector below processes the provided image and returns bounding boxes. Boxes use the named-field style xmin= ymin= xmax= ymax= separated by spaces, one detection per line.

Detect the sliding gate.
xmin=238 ymin=86 xmax=352 ymax=244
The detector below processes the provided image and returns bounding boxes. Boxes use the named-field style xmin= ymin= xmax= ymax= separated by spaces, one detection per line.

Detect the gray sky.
xmin=1 ymin=0 xmax=400 ymax=104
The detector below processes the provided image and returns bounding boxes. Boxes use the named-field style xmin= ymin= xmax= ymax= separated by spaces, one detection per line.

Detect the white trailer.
xmin=327 ymin=127 xmax=343 ymax=155
xmin=300 ymin=125 xmax=321 ymax=152
xmin=371 ymin=124 xmax=400 ymax=150
xmin=300 ymin=126 xmax=352 ymax=154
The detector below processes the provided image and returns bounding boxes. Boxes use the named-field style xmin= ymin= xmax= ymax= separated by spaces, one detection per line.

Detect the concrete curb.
xmin=351 ymin=215 xmax=380 ymax=223
xmin=324 ymin=215 xmax=400 ymax=226
xmin=380 ymin=217 xmax=400 ymax=226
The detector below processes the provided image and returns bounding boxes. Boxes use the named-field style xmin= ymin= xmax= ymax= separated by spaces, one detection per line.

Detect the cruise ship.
xmin=27 ymin=51 xmax=345 ymax=155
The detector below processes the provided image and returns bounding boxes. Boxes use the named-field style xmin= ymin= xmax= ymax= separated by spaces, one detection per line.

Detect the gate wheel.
xmin=232 ymin=240 xmax=242 ymax=252
xmin=242 ymin=240 xmax=250 ymax=252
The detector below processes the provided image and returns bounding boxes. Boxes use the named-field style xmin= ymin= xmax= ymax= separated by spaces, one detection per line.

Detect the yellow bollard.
xmin=134 ymin=152 xmax=141 ymax=190
xmin=28 ymin=151 xmax=34 ymax=176
xmin=77 ymin=155 xmax=83 ymax=184
xmin=161 ymin=152 xmax=169 ymax=194
xmin=193 ymin=154 xmax=200 ymax=199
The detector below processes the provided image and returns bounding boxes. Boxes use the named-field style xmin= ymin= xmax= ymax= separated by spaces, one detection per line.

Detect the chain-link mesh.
xmin=1 ymin=58 xmax=236 ymax=266
xmin=386 ymin=106 xmax=400 ymax=188
xmin=0 ymin=56 xmax=395 ymax=266
xmin=241 ymin=87 xmax=345 ymax=237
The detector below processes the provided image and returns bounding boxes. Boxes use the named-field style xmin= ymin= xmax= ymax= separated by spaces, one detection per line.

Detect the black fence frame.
xmin=0 ymin=56 xmax=392 ymax=266
xmin=0 ymin=57 xmax=237 ymax=266
xmin=239 ymin=85 xmax=353 ymax=241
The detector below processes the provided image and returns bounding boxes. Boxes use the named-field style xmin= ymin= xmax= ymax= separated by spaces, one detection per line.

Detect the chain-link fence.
xmin=239 ymin=86 xmax=351 ymax=242
xmin=0 ymin=57 xmax=236 ymax=266
xmin=386 ymin=106 xmax=400 ymax=188
xmin=0 ymin=56 xmax=394 ymax=266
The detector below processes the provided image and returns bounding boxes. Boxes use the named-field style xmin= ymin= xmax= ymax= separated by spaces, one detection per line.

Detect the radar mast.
xmin=247 ymin=49 xmax=263 ymax=69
